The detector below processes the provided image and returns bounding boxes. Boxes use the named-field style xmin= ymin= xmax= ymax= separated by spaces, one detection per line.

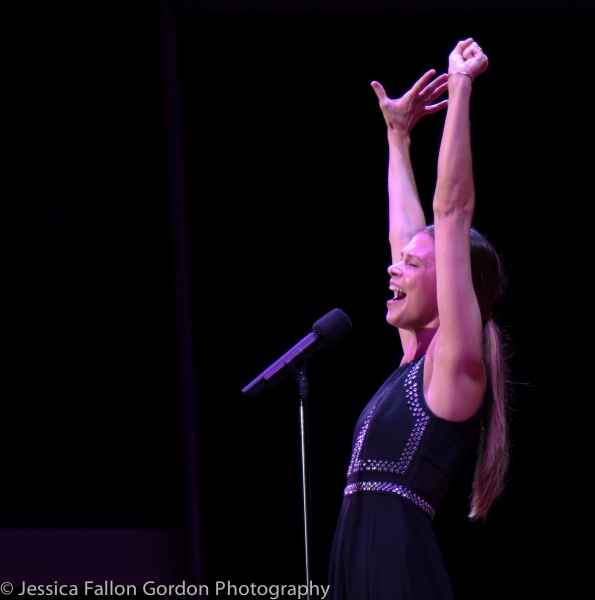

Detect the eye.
xmin=407 ymin=261 xmax=418 ymax=268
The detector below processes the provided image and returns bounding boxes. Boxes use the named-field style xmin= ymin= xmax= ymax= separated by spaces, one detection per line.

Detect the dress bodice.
xmin=344 ymin=355 xmax=482 ymax=518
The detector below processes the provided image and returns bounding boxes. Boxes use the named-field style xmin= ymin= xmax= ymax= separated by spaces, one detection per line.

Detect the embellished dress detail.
xmin=328 ymin=355 xmax=482 ymax=600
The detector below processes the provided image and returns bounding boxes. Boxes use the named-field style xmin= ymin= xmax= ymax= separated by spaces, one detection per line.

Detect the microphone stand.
xmin=287 ymin=352 xmax=312 ymax=598
xmin=241 ymin=309 xmax=351 ymax=593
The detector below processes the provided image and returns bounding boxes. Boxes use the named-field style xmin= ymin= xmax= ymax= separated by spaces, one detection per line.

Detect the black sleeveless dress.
xmin=328 ymin=355 xmax=482 ymax=600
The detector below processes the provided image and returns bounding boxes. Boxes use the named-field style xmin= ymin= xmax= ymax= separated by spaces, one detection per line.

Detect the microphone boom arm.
xmin=241 ymin=332 xmax=320 ymax=398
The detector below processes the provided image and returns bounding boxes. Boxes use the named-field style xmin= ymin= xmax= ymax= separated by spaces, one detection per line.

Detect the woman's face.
xmin=386 ymin=231 xmax=439 ymax=330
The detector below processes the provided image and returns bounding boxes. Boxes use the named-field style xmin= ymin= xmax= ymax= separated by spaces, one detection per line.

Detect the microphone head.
xmin=312 ymin=308 xmax=352 ymax=346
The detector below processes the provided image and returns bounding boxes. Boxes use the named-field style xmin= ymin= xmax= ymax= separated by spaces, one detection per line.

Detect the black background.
xmin=1 ymin=1 xmax=592 ymax=598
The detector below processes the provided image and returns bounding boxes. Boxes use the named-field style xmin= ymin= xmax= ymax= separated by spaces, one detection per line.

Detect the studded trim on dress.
xmin=398 ymin=356 xmax=430 ymax=474
xmin=346 ymin=402 xmax=377 ymax=477
xmin=347 ymin=356 xmax=429 ymax=477
xmin=344 ymin=481 xmax=435 ymax=519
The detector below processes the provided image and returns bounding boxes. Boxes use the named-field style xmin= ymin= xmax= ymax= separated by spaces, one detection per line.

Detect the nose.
xmin=388 ymin=262 xmax=402 ymax=276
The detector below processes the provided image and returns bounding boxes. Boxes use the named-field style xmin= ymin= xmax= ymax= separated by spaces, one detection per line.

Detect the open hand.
xmin=448 ymin=38 xmax=488 ymax=80
xmin=371 ymin=69 xmax=448 ymax=136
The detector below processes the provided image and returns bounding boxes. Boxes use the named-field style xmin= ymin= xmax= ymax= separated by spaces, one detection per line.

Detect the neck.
xmin=402 ymin=327 xmax=437 ymax=364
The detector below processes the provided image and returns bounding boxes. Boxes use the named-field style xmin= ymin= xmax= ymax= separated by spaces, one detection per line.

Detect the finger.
xmin=463 ymin=41 xmax=482 ymax=60
xmin=371 ymin=81 xmax=388 ymax=102
xmin=410 ymin=69 xmax=438 ymax=96
xmin=419 ymin=74 xmax=448 ymax=99
xmin=454 ymin=37 xmax=474 ymax=54
xmin=468 ymin=54 xmax=489 ymax=78
xmin=428 ymin=81 xmax=448 ymax=103
xmin=475 ymin=47 xmax=488 ymax=62
xmin=425 ymin=99 xmax=448 ymax=114
xmin=474 ymin=52 xmax=489 ymax=68
xmin=418 ymin=80 xmax=447 ymax=107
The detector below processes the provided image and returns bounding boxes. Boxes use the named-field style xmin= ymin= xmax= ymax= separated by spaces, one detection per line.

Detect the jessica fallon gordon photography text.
xmin=6 ymin=581 xmax=331 ymax=598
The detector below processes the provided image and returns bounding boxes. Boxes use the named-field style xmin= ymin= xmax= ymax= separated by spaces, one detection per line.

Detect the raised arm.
xmin=427 ymin=39 xmax=489 ymax=421
xmin=371 ymin=71 xmax=448 ymax=264
xmin=372 ymin=71 xmax=447 ymax=353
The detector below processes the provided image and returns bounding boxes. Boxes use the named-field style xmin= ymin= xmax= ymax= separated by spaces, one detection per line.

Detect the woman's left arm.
xmin=427 ymin=39 xmax=489 ymax=421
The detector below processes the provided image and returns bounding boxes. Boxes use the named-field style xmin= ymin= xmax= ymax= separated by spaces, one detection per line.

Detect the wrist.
xmin=447 ymin=73 xmax=472 ymax=94
xmin=448 ymin=71 xmax=473 ymax=82
xmin=387 ymin=126 xmax=411 ymax=146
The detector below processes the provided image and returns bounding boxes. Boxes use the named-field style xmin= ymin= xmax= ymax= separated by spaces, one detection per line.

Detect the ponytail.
xmin=469 ymin=317 xmax=510 ymax=520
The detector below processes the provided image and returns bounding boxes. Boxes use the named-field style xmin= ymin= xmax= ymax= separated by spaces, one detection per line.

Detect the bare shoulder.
xmin=423 ymin=330 xmax=486 ymax=422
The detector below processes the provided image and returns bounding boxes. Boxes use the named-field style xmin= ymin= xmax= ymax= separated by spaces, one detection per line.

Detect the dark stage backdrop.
xmin=0 ymin=0 xmax=187 ymax=587
xmin=1 ymin=1 xmax=592 ymax=598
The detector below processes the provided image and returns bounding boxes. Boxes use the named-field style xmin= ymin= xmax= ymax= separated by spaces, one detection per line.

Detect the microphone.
xmin=241 ymin=308 xmax=352 ymax=398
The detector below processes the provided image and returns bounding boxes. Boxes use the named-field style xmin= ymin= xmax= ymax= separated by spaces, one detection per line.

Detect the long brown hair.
xmin=424 ymin=224 xmax=509 ymax=520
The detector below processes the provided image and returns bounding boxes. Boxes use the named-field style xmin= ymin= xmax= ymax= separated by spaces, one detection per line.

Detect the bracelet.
xmin=448 ymin=71 xmax=473 ymax=81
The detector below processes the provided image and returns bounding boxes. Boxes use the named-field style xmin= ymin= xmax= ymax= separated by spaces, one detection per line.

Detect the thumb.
xmin=453 ymin=38 xmax=474 ymax=55
xmin=371 ymin=81 xmax=388 ymax=102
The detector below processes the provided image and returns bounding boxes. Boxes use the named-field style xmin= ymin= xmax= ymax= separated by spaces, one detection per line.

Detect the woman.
xmin=328 ymin=39 xmax=510 ymax=599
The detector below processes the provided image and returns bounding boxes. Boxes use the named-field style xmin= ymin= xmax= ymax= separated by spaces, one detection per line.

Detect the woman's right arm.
xmin=372 ymin=71 xmax=448 ymax=351
xmin=372 ymin=70 xmax=448 ymax=263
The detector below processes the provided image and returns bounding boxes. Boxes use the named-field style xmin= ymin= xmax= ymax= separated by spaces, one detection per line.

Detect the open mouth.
xmin=389 ymin=284 xmax=406 ymax=301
